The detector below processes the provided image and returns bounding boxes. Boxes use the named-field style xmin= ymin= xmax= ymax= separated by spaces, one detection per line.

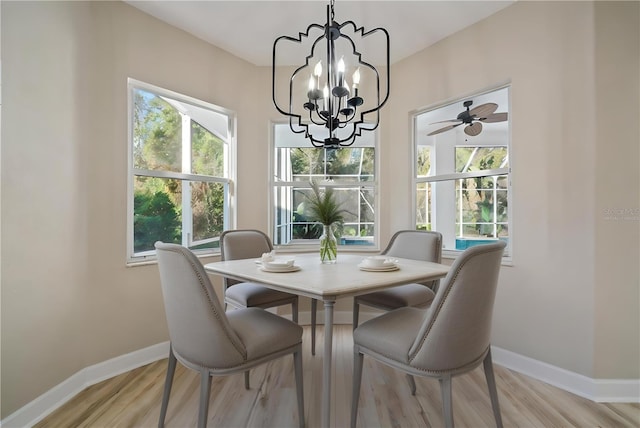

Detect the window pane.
xmin=292 ymin=188 xmax=323 ymax=240
xmin=290 ymin=147 xmax=325 ymax=177
xmin=456 ymin=146 xmax=508 ymax=173
xmin=133 ymin=175 xmax=182 ymax=253
xmin=273 ymin=185 xmax=374 ymax=246
xmin=275 ymin=147 xmax=375 ymax=183
xmin=416 ymin=146 xmax=431 ymax=177
xmin=133 ymin=89 xmax=182 ymax=172
xmin=325 ymin=148 xmax=375 ymax=180
xmin=191 ymin=181 xmax=225 ymax=242
xmin=416 ymin=182 xmax=432 ymax=230
xmin=342 ymin=187 xmax=375 ymax=244
xmin=455 ymin=176 xmax=508 ymax=238
xmin=191 ymin=121 xmax=225 ymax=176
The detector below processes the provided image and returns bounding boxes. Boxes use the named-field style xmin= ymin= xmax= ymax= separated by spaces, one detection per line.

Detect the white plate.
xmin=263 ymin=260 xmax=295 ymax=269
xmin=358 ymin=263 xmax=399 ymax=272
xmin=260 ymin=265 xmax=301 ymax=273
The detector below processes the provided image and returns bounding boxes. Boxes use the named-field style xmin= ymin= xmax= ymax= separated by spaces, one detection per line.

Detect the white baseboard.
xmin=3 ymin=315 xmax=638 ymax=427
xmin=0 ymin=342 xmax=170 ymax=428
xmin=491 ymin=346 xmax=640 ymax=403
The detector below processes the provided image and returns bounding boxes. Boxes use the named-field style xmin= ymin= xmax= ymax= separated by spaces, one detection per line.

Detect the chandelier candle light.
xmin=272 ymin=0 xmax=390 ymax=148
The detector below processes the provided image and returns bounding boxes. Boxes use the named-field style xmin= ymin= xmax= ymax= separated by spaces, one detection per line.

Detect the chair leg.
xmin=311 ymin=299 xmax=317 ymax=356
xmin=352 ymin=299 xmax=360 ymax=330
xmin=292 ymin=299 xmax=299 ymax=324
xmin=439 ymin=375 xmax=454 ymax=428
xmin=293 ymin=350 xmax=305 ymax=428
xmin=158 ymin=346 xmax=177 ymax=428
xmin=406 ymin=373 xmax=417 ymax=396
xmin=244 ymin=371 xmax=250 ymax=389
xmin=483 ymin=349 xmax=504 ymax=428
xmin=198 ymin=370 xmax=212 ymax=428
xmin=350 ymin=349 xmax=364 ymax=428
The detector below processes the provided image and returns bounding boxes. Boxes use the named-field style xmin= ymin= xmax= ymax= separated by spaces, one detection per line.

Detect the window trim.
xmin=126 ymin=78 xmax=236 ymax=265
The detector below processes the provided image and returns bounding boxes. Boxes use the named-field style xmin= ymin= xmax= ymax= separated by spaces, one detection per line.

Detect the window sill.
xmin=442 ymin=249 xmax=513 ymax=267
xmin=126 ymin=249 xmax=220 ymax=267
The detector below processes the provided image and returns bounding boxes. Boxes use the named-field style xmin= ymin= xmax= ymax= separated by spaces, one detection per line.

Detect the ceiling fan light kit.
xmin=427 ymin=100 xmax=508 ymax=137
xmin=272 ymin=0 xmax=390 ymax=148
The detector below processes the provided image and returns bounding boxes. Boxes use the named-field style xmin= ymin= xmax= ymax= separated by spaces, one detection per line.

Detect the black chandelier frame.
xmin=272 ymin=0 xmax=390 ymax=148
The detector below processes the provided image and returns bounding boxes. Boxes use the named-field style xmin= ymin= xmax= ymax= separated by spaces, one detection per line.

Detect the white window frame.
xmin=127 ymin=78 xmax=236 ymax=264
xmin=269 ymin=122 xmax=380 ymax=252
xmin=412 ymin=85 xmax=512 ymax=261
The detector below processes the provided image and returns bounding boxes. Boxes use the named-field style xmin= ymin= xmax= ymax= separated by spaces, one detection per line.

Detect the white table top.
xmin=204 ymin=253 xmax=450 ymax=301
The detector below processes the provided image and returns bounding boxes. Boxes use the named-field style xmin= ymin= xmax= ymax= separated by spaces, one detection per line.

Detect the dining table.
xmin=204 ymin=252 xmax=450 ymax=428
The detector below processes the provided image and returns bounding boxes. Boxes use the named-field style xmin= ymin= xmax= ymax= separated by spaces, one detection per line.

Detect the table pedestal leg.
xmin=321 ymin=300 xmax=335 ymax=428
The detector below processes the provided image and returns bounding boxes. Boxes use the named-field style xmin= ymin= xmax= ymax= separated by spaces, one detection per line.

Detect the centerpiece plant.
xmin=305 ymin=180 xmax=348 ymax=264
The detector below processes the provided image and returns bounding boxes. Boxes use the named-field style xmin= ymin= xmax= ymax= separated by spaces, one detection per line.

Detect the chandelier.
xmin=272 ymin=0 xmax=390 ymax=148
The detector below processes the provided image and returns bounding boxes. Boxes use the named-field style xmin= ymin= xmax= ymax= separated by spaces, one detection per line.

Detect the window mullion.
xmin=420 ymin=167 xmax=509 ymax=183
xmin=181 ymin=113 xmax=192 ymax=247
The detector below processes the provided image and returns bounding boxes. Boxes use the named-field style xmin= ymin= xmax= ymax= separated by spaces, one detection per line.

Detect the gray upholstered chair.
xmin=352 ymin=230 xmax=443 ymax=329
xmin=220 ymin=230 xmax=298 ymax=319
xmin=220 ymin=228 xmax=300 ymax=317
xmin=221 ymin=229 xmax=319 ymax=362
xmin=351 ymin=241 xmax=507 ymax=428
xmin=155 ymin=242 xmax=304 ymax=428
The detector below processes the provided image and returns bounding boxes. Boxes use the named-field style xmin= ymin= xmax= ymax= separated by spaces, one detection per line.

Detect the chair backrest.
xmin=220 ymin=229 xmax=273 ymax=287
xmin=382 ymin=230 xmax=443 ymax=289
xmin=155 ymin=242 xmax=247 ymax=368
xmin=408 ymin=241 xmax=506 ymax=373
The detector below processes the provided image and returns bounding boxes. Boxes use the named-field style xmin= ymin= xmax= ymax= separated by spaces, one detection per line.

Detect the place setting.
xmin=256 ymin=251 xmax=301 ymax=273
xmin=358 ymin=256 xmax=399 ymax=272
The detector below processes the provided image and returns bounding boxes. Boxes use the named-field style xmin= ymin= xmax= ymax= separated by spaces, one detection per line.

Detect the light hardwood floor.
xmin=35 ymin=326 xmax=639 ymax=428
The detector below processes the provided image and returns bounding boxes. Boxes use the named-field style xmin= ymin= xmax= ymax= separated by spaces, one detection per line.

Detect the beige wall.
xmin=1 ymin=0 xmax=638 ymax=419
xmin=592 ymin=1 xmax=640 ymax=378
xmin=0 ymin=0 xmax=267 ymax=417
xmin=386 ymin=0 xmax=638 ymax=378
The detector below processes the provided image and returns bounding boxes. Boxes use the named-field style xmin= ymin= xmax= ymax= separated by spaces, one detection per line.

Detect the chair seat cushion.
xmin=356 ymin=283 xmax=436 ymax=310
xmin=354 ymin=307 xmax=427 ymax=364
xmin=225 ymin=282 xmax=297 ymax=308
xmin=227 ymin=308 xmax=302 ymax=360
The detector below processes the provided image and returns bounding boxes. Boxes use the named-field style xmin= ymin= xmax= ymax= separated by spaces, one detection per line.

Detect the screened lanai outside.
xmin=272 ymin=123 xmax=378 ymax=249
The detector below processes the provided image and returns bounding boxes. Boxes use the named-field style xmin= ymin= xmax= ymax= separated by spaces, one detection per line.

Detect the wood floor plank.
xmin=35 ymin=325 xmax=640 ymax=428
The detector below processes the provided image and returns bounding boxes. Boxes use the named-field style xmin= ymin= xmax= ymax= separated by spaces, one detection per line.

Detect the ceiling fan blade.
xmin=469 ymin=102 xmax=497 ymax=119
xmin=464 ymin=122 xmax=483 ymax=136
xmin=427 ymin=122 xmax=462 ymax=136
xmin=479 ymin=112 xmax=508 ymax=123
xmin=428 ymin=119 xmax=461 ymax=125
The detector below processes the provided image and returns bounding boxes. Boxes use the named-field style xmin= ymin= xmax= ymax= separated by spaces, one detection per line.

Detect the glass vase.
xmin=319 ymin=224 xmax=338 ymax=264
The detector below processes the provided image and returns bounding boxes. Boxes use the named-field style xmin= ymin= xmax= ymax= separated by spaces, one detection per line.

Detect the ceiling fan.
xmin=427 ymin=100 xmax=508 ymax=137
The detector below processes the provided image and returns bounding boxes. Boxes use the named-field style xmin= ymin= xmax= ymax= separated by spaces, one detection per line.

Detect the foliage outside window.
xmin=455 ymin=147 xmax=508 ymax=239
xmin=272 ymin=123 xmax=377 ymax=248
xmin=414 ymin=86 xmax=511 ymax=256
xmin=128 ymin=79 xmax=234 ymax=262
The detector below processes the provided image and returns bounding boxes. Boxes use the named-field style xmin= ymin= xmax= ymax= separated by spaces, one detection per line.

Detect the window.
xmin=127 ymin=79 xmax=235 ymax=263
xmin=413 ymin=86 xmax=511 ymax=257
xmin=272 ymin=123 xmax=377 ymax=249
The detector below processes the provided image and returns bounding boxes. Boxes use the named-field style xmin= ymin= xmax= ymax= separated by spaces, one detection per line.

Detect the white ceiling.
xmin=125 ymin=0 xmax=515 ymax=66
